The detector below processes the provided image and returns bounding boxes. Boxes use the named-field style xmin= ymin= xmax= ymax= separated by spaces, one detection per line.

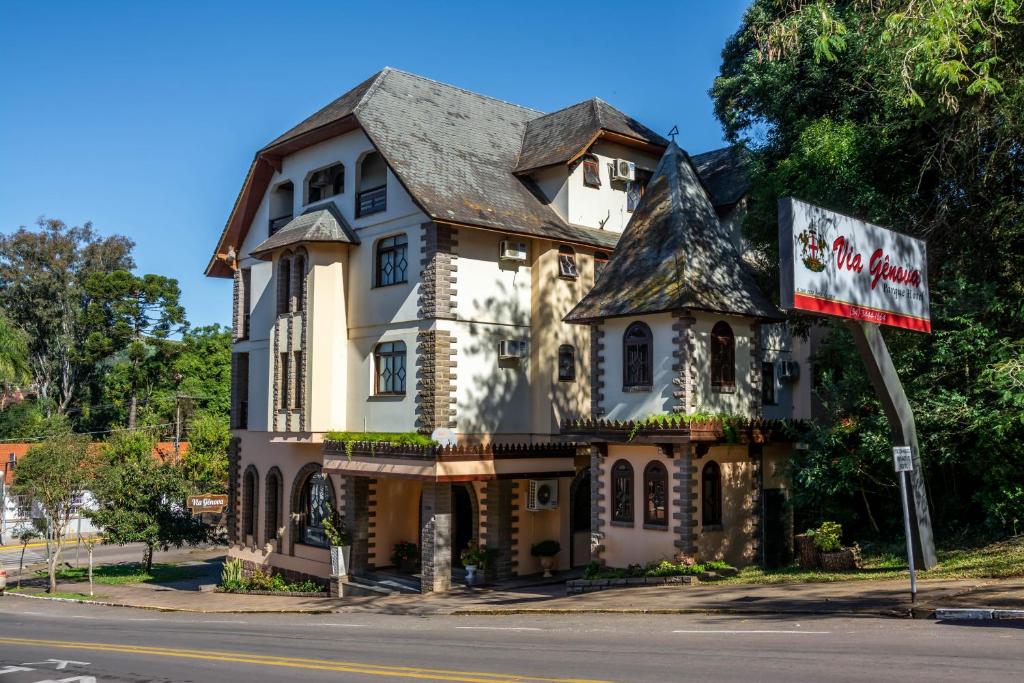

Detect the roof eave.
xmin=512 ymin=129 xmax=668 ymax=176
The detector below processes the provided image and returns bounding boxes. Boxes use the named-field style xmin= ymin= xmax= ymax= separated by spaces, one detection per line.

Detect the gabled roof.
xmin=691 ymin=146 xmax=750 ymax=209
xmin=208 ymin=69 xmax=629 ymax=277
xmin=249 ymin=202 xmax=359 ymax=259
xmin=565 ymin=142 xmax=783 ymax=323
xmin=513 ymin=98 xmax=668 ymax=174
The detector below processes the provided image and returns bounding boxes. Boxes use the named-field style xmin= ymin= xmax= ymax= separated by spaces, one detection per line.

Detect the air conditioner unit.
xmin=610 ymin=159 xmax=636 ymax=182
xmin=498 ymin=339 xmax=528 ymax=360
xmin=526 ymin=479 xmax=559 ymax=511
xmin=777 ymin=360 xmax=800 ymax=381
xmin=498 ymin=240 xmax=528 ymax=262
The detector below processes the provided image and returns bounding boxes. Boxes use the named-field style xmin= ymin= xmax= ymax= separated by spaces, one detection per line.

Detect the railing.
xmin=356 ymin=185 xmax=387 ymax=217
xmin=269 ymin=214 xmax=293 ymax=235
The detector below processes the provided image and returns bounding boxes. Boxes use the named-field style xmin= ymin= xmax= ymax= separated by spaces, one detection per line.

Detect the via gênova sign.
xmin=779 ymin=198 xmax=931 ymax=332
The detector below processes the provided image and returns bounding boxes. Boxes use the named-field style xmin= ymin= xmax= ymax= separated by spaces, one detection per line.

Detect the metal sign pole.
xmin=898 ymin=467 xmax=917 ymax=603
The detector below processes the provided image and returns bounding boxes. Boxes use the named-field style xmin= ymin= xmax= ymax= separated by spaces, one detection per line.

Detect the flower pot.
xmin=539 ymin=555 xmax=555 ymax=578
xmin=818 ymin=548 xmax=858 ymax=571
xmin=464 ymin=564 xmax=478 ymax=584
xmin=330 ymin=545 xmax=351 ymax=577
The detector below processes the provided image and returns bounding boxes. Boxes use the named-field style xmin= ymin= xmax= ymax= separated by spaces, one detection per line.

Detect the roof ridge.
xmin=380 ymin=67 xmax=544 ymax=114
xmin=352 ymin=68 xmax=392 ymax=115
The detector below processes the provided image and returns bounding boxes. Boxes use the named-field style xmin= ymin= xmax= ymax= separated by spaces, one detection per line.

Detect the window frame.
xmin=356 ymin=151 xmax=388 ymax=217
xmin=557 ymin=344 xmax=576 ymax=382
xmin=710 ymin=321 xmax=737 ymax=393
xmin=643 ymin=461 xmax=669 ymax=529
xmin=276 ymin=257 xmax=291 ymax=316
xmin=581 ymin=155 xmax=602 ymax=188
xmin=610 ymin=459 xmax=634 ymax=525
xmin=622 ymin=321 xmax=654 ymax=391
xmin=702 ymin=460 xmax=723 ymax=527
xmin=306 ymin=162 xmax=345 ymax=205
xmin=277 ymin=352 xmax=289 ymax=412
xmin=375 ymin=234 xmax=409 ymax=287
xmin=374 ymin=340 xmax=407 ymax=396
xmin=558 ymin=244 xmax=579 ymax=279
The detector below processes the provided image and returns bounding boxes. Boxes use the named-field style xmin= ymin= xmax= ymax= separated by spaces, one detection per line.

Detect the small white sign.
xmin=893 ymin=446 xmax=914 ymax=473
xmin=431 ymin=427 xmax=457 ymax=448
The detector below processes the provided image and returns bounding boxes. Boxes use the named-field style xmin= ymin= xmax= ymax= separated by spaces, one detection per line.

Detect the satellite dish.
xmin=431 ymin=427 xmax=457 ymax=448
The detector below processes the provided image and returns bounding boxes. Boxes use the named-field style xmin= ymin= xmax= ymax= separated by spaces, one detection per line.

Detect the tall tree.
xmin=0 ymin=218 xmax=133 ymax=415
xmin=12 ymin=430 xmax=91 ymax=592
xmin=712 ymin=1 xmax=1024 ymax=535
xmin=0 ymin=313 xmax=29 ymax=387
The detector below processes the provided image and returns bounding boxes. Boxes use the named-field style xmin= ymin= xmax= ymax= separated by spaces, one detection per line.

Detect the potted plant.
xmin=531 ymin=539 xmax=561 ymax=578
xmin=321 ymin=503 xmax=352 ymax=577
xmin=812 ymin=521 xmax=858 ymax=571
xmin=460 ymin=540 xmax=483 ymax=584
xmin=391 ymin=541 xmax=418 ymax=573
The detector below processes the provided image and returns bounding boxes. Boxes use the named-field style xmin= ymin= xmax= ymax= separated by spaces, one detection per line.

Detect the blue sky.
xmin=0 ymin=1 xmax=749 ymax=328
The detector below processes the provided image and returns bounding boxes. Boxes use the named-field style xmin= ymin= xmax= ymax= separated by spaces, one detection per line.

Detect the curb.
xmin=450 ymin=606 xmax=913 ymax=618
xmin=934 ymin=607 xmax=1024 ymax=621
xmin=3 ymin=591 xmax=338 ymax=615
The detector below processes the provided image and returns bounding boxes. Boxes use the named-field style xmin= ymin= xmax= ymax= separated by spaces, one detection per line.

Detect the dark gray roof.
xmin=565 ymin=142 xmax=782 ymax=323
xmin=513 ymin=98 xmax=668 ymax=174
xmin=691 ymin=146 xmax=750 ymax=209
xmin=258 ymin=69 xmax=649 ymax=249
xmin=249 ymin=202 xmax=359 ymax=259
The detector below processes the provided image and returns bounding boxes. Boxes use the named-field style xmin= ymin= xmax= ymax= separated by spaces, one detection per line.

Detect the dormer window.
xmin=582 ymin=155 xmax=601 ymax=188
xmin=558 ymin=245 xmax=578 ymax=279
xmin=307 ymin=163 xmax=344 ymax=204
xmin=269 ymin=181 xmax=294 ymax=235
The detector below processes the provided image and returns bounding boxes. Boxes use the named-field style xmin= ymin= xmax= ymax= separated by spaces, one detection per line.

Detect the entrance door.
xmin=763 ymin=488 xmax=790 ymax=568
xmin=570 ymin=471 xmax=591 ymax=567
xmin=452 ymin=485 xmax=474 ymax=566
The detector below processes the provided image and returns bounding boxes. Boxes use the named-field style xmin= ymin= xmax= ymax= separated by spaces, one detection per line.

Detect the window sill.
xmin=367 ymin=394 xmax=406 ymax=402
xmin=623 ymin=385 xmax=653 ymax=393
xmin=558 ymin=274 xmax=579 ymax=281
xmin=643 ymin=523 xmax=669 ymax=531
xmin=702 ymin=524 xmax=724 ymax=532
xmin=610 ymin=520 xmax=634 ymax=528
xmin=372 ymin=280 xmax=409 ymax=289
xmin=558 ymin=377 xmax=576 ymax=383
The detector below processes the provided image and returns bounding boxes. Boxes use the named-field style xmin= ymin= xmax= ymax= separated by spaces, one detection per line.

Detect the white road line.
xmin=200 ymin=620 xmax=248 ymax=624
xmin=320 ymin=623 xmax=367 ymax=628
xmin=672 ymin=629 xmax=830 ymax=635
xmin=454 ymin=626 xmax=545 ymax=631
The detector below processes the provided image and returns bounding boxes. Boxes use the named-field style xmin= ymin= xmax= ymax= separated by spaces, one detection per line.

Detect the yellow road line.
xmin=0 ymin=637 xmax=612 ymax=683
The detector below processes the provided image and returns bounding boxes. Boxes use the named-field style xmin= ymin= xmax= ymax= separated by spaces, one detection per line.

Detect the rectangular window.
xmin=582 ymin=156 xmax=601 ymax=188
xmin=375 ymin=341 xmax=407 ymax=395
xmin=761 ymin=361 xmax=777 ymax=405
xmin=376 ymin=235 xmax=408 ymax=286
xmin=558 ymin=245 xmax=578 ymax=279
xmin=558 ymin=345 xmax=576 ymax=382
xmin=278 ymin=352 xmax=289 ymax=411
xmin=293 ymin=351 xmax=304 ymax=410
xmin=232 ymin=352 xmax=250 ymax=429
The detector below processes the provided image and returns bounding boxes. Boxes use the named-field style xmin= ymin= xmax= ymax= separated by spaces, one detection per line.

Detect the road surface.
xmin=0 ymin=541 xmax=210 ymax=577
xmin=0 ymin=596 xmax=1021 ymax=682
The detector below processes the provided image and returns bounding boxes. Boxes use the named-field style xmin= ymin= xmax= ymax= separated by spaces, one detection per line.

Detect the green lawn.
xmin=39 ymin=562 xmax=205 ymax=586
xmin=717 ymin=536 xmax=1024 ymax=585
xmin=10 ymin=587 xmax=102 ymax=600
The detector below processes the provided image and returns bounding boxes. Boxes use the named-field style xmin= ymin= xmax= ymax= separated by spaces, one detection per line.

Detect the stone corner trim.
xmin=419 ymin=222 xmax=458 ymax=320
xmin=590 ymin=323 xmax=605 ymax=418
xmin=672 ymin=444 xmax=698 ymax=556
xmin=415 ymin=329 xmax=457 ymax=434
xmin=671 ymin=311 xmax=696 ymax=413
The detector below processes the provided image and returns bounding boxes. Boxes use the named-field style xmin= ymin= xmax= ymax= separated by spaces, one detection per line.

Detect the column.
xmin=420 ymin=482 xmax=452 ymax=593
xmin=482 ymin=480 xmax=514 ymax=581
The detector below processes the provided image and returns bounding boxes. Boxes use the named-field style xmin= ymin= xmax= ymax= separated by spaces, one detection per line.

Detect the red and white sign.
xmin=779 ymin=198 xmax=931 ymax=332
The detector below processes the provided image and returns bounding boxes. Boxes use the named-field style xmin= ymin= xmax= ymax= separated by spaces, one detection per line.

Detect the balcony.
xmin=269 ymin=214 xmax=293 ymax=235
xmin=356 ymin=185 xmax=386 ymax=217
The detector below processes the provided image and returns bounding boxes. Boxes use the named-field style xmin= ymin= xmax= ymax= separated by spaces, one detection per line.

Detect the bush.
xmin=530 ymin=540 xmax=561 ymax=557
xmin=813 ymin=521 xmax=843 ymax=552
xmin=220 ymin=558 xmax=243 ymax=592
xmin=218 ymin=560 xmax=326 ymax=593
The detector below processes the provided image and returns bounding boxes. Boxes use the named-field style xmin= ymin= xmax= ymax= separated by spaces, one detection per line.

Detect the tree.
xmin=0 ymin=313 xmax=28 ymax=387
xmin=181 ymin=412 xmax=230 ymax=494
xmin=83 ymin=271 xmax=186 ymax=428
xmin=0 ymin=218 xmax=134 ymax=415
xmin=88 ymin=431 xmax=208 ymax=573
xmin=711 ymin=1 xmax=1024 ymax=536
xmin=11 ymin=431 xmax=91 ymax=592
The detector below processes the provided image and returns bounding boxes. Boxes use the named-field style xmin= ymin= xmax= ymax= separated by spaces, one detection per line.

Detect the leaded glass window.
xmin=375 ymin=341 xmax=407 ymax=395
xmin=301 ymin=471 xmax=333 ymax=547
xmin=644 ymin=461 xmax=668 ymax=527
xmin=376 ymin=234 xmax=408 ymax=286
xmin=611 ymin=459 xmax=634 ymax=524
xmin=623 ymin=322 xmax=653 ymax=390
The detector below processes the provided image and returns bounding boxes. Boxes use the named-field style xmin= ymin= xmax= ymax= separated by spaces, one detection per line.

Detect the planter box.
xmin=819 ymin=548 xmax=859 ymax=571
xmin=566 ymin=575 xmax=698 ymax=595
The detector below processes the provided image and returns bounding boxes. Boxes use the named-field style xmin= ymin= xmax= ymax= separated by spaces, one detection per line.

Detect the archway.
xmin=452 ymin=484 xmax=475 ymax=566
xmin=570 ymin=469 xmax=591 ymax=567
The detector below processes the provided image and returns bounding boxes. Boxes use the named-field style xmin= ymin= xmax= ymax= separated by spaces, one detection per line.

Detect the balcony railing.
xmin=269 ymin=214 xmax=292 ymax=235
xmin=356 ymin=185 xmax=386 ymax=217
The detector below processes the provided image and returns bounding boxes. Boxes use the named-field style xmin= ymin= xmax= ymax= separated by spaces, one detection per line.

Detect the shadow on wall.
xmin=700 ymin=455 xmax=756 ymax=566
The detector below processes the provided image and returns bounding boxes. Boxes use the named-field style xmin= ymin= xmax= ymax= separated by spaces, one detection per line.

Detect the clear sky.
xmin=0 ymin=0 xmax=750 ymax=328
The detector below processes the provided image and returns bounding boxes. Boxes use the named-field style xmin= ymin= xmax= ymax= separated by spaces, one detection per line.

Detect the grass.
xmin=717 ymin=536 xmax=1024 ymax=585
xmin=324 ymin=431 xmax=435 ymax=446
xmin=10 ymin=587 xmax=102 ymax=600
xmin=38 ymin=562 xmax=205 ymax=586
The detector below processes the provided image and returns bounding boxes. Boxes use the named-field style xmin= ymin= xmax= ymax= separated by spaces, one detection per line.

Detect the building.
xmin=206 ymin=69 xmax=811 ymax=592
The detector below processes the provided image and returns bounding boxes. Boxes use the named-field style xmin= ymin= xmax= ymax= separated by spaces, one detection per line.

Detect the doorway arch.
xmin=452 ymin=484 xmax=478 ymax=566
xmin=569 ymin=469 xmax=591 ymax=567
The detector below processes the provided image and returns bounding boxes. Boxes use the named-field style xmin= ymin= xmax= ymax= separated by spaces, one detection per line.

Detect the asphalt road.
xmin=0 ymin=598 xmax=1021 ymax=682
xmin=0 ymin=542 xmax=208 ymax=577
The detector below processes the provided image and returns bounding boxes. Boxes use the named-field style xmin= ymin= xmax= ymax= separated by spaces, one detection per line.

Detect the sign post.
xmin=779 ymin=198 xmax=937 ymax=570
xmin=893 ymin=446 xmax=917 ymax=602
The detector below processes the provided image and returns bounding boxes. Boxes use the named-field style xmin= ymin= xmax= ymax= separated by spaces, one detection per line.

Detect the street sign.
xmin=892 ymin=446 xmax=914 ymax=473
xmin=187 ymin=494 xmax=228 ymax=514
xmin=779 ymin=198 xmax=931 ymax=332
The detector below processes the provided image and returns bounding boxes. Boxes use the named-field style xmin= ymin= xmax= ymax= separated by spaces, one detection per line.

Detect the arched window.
xmin=558 ymin=245 xmax=578 ymax=279
xmin=594 ymin=251 xmax=609 ymax=280
xmin=242 ymin=466 xmax=258 ymax=540
xmin=611 ymin=459 xmax=634 ymax=524
xmin=581 ymin=154 xmax=601 ymax=188
xmin=298 ymin=470 xmax=334 ymax=547
xmin=558 ymin=344 xmax=576 ymax=382
xmin=292 ymin=253 xmax=306 ymax=311
xmin=710 ymin=321 xmax=736 ymax=393
xmin=702 ymin=461 xmax=723 ymax=526
xmin=357 ymin=152 xmax=387 ymax=217
xmin=307 ymin=163 xmax=344 ymax=204
xmin=643 ymin=461 xmax=668 ymax=528
xmin=623 ymin=322 xmax=653 ymax=390
xmin=375 ymin=341 xmax=407 ymax=395
xmin=265 ymin=468 xmax=283 ymax=543
xmin=376 ymin=234 xmax=408 ymax=286
xmin=276 ymin=256 xmax=291 ymax=316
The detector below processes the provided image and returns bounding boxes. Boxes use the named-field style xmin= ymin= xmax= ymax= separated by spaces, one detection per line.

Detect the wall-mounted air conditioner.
xmin=610 ymin=159 xmax=636 ymax=182
xmin=777 ymin=360 xmax=800 ymax=381
xmin=498 ymin=339 xmax=528 ymax=360
xmin=526 ymin=479 xmax=559 ymax=511
xmin=498 ymin=240 xmax=528 ymax=263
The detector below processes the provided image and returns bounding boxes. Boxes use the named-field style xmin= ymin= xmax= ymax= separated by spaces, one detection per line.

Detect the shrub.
xmin=530 ymin=540 xmax=561 ymax=557
xmin=220 ymin=558 xmax=243 ymax=591
xmin=813 ymin=521 xmax=843 ymax=552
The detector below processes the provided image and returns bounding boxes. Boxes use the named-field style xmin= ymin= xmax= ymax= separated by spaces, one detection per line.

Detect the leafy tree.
xmin=0 ymin=218 xmax=133 ymax=415
xmin=11 ymin=431 xmax=91 ymax=592
xmin=182 ymin=412 xmax=230 ymax=494
xmin=88 ymin=430 xmax=209 ymax=572
xmin=0 ymin=313 xmax=29 ymax=387
xmin=712 ymin=1 xmax=1024 ymax=536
